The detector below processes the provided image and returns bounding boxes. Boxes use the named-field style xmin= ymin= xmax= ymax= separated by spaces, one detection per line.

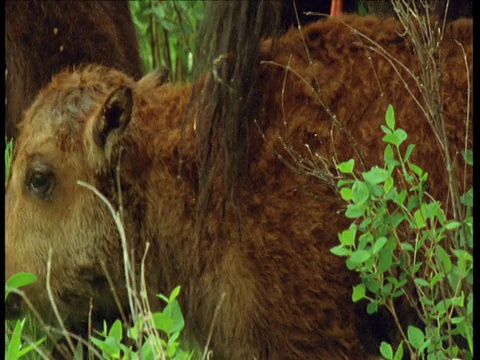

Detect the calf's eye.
xmin=26 ymin=170 xmax=56 ymax=200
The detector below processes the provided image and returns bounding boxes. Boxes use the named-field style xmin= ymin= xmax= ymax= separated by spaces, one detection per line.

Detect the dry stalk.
xmin=87 ymin=297 xmax=93 ymax=360
xmin=78 ymin=149 xmax=169 ymax=358
xmin=392 ymin=0 xmax=466 ymax=222
xmin=455 ymin=39 xmax=471 ymax=220
xmin=139 ymin=242 xmax=166 ymax=359
xmin=201 ymin=292 xmax=226 ymax=360
xmin=45 ymin=249 xmax=76 ymax=354
xmin=99 ymin=260 xmax=128 ymax=324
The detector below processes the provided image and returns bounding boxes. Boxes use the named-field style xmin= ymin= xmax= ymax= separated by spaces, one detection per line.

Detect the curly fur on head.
xmin=5 ymin=13 xmax=472 ymax=360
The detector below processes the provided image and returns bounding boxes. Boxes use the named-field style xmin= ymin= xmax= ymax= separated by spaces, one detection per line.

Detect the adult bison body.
xmin=5 ymin=15 xmax=472 ymax=359
xmin=5 ymin=0 xmax=143 ymax=139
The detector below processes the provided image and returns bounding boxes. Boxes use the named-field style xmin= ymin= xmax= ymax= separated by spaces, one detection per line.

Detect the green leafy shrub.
xmin=91 ymin=286 xmax=193 ymax=360
xmin=332 ymin=105 xmax=473 ymax=359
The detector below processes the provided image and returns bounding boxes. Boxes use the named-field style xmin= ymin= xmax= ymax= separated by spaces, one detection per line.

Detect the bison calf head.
xmin=5 ymin=65 xmax=140 ymax=331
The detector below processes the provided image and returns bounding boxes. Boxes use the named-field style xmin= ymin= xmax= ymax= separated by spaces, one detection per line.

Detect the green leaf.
xmin=384 ymin=144 xmax=395 ymax=162
xmin=157 ymin=293 xmax=169 ymax=303
xmin=340 ymin=187 xmax=352 ymax=201
xmin=108 ymin=319 xmax=123 ymax=342
xmin=408 ymin=163 xmax=424 ymax=178
xmin=414 ymin=278 xmax=429 ymax=287
xmin=368 ymin=182 xmax=384 ymax=197
xmin=139 ymin=339 xmax=155 ymax=359
xmin=381 ymin=124 xmax=393 ymax=135
xmin=460 ymin=188 xmax=473 ymax=207
xmin=365 ymin=279 xmax=381 ymax=294
xmin=462 ymin=149 xmax=473 ymax=166
xmin=407 ymin=195 xmax=420 ymax=212
xmin=351 ymin=181 xmax=370 ymax=204
xmin=400 ymin=242 xmax=414 ymax=251
xmin=169 ymin=285 xmax=182 ymax=303
xmin=381 ymin=283 xmax=393 ymax=296
xmin=393 ymin=189 xmax=407 ymax=206
xmin=352 ymin=284 xmax=366 ymax=302
xmin=104 ymin=337 xmax=121 ymax=357
xmin=372 ymin=237 xmax=387 ymax=254
xmin=436 ymin=246 xmax=452 ymax=273
xmin=393 ymin=342 xmax=404 ymax=360
xmin=337 ymin=159 xmax=355 ymax=174
xmin=413 ymin=209 xmax=426 ymax=229
xmin=380 ymin=341 xmax=393 ymax=359
xmin=5 ymin=138 xmax=14 ymax=186
xmin=385 ymin=105 xmax=395 ymax=130
xmin=377 ymin=247 xmax=393 ymax=272
xmin=445 ymin=220 xmax=462 ymax=230
xmin=420 ymin=296 xmax=433 ymax=307
xmin=7 ymin=319 xmax=25 ymax=360
xmin=357 ymin=232 xmax=373 ymax=248
xmin=345 ymin=203 xmax=365 ymax=219
xmin=362 ymin=166 xmax=389 ymax=185
xmin=466 ymin=292 xmax=473 ymax=316
xmin=127 ymin=324 xmax=139 ymax=342
xmin=330 ymin=245 xmax=351 ymax=257
xmin=72 ymin=342 xmax=84 ymax=360
xmin=407 ymin=325 xmax=425 ymax=349
xmin=382 ymin=133 xmax=399 ymax=146
xmin=164 ymin=300 xmax=185 ymax=333
xmin=451 ymin=316 xmax=465 ymax=325
xmin=435 ymin=296 xmax=463 ymax=313
xmin=429 ymin=273 xmax=444 ymax=288
xmin=392 ymin=289 xmax=404 ymax=298
xmin=383 ymin=176 xmax=394 ymax=194
xmin=411 ymin=262 xmax=423 ymax=275
xmin=348 ymin=250 xmax=371 ymax=266
xmin=366 ymin=301 xmax=378 ymax=314
xmin=337 ymin=179 xmax=355 ymax=188
xmin=90 ymin=337 xmax=111 ymax=356
xmin=382 ymin=129 xmax=408 ymax=147
xmin=452 ymin=249 xmax=473 ymax=268
xmin=339 ymin=226 xmax=356 ymax=246
xmin=404 ymin=144 xmax=416 ymax=162
xmin=153 ymin=312 xmax=174 ymax=333
xmin=425 ymin=201 xmax=442 ymax=220
xmin=394 ymin=129 xmax=408 ymax=146
xmin=5 ymin=272 xmax=38 ymax=299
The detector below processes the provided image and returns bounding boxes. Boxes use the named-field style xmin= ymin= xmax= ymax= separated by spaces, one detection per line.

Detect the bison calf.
xmin=5 ymin=15 xmax=472 ymax=359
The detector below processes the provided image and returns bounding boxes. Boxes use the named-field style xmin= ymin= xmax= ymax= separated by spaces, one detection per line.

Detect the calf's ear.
xmin=135 ymin=67 xmax=170 ymax=89
xmin=93 ymin=86 xmax=133 ymax=151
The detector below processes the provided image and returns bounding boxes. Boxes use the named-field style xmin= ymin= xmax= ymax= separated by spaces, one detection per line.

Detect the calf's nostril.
xmin=5 ymin=292 xmax=26 ymax=319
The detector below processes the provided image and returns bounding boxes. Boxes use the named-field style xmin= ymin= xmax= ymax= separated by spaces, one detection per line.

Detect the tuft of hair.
xmin=192 ymin=1 xmax=282 ymax=234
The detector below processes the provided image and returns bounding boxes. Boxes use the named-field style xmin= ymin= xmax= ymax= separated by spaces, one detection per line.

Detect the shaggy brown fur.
xmin=5 ymin=0 xmax=143 ymax=139
xmin=193 ymin=0 xmax=472 ymax=233
xmin=5 ymin=15 xmax=472 ymax=359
